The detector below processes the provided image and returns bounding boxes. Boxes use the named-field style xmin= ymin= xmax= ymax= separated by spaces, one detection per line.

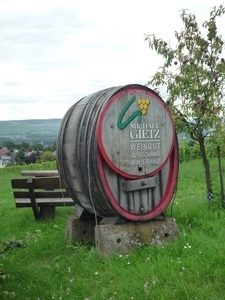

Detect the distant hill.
xmin=0 ymin=119 xmax=62 ymax=145
xmin=0 ymin=118 xmax=189 ymax=146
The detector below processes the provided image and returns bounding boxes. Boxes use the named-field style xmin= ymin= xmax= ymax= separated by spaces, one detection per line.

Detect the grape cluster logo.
xmin=137 ymin=98 xmax=150 ymax=115
xmin=117 ymin=95 xmax=151 ymax=130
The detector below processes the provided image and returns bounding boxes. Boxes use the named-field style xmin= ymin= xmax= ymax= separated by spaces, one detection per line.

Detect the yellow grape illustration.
xmin=137 ymin=98 xmax=151 ymax=114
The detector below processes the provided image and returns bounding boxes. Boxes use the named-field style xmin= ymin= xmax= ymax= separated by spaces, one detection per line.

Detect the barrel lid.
xmin=97 ymin=85 xmax=175 ymax=179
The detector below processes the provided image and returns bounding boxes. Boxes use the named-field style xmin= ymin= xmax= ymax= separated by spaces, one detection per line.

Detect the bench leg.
xmin=27 ymin=178 xmax=41 ymax=220
xmin=40 ymin=206 xmax=56 ymax=220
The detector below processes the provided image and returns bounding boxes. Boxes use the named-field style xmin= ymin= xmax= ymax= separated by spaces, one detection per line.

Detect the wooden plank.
xmin=13 ymin=191 xmax=70 ymax=199
xmin=32 ymin=177 xmax=65 ymax=189
xmin=16 ymin=198 xmax=74 ymax=207
xmin=11 ymin=177 xmax=65 ymax=190
xmin=20 ymin=170 xmax=58 ymax=177
xmin=11 ymin=178 xmax=32 ymax=188
xmin=122 ymin=176 xmax=157 ymax=192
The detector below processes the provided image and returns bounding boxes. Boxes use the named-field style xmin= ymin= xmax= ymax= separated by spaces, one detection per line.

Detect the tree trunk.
xmin=199 ymin=138 xmax=213 ymax=203
xmin=217 ymin=146 xmax=225 ymax=207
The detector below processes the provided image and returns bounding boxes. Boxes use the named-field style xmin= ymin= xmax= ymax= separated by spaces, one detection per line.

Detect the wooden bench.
xmin=11 ymin=176 xmax=74 ymax=221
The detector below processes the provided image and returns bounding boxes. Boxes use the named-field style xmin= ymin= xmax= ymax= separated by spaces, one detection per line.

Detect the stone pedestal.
xmin=95 ymin=218 xmax=179 ymax=257
xmin=65 ymin=216 xmax=179 ymax=256
xmin=65 ymin=216 xmax=96 ymax=243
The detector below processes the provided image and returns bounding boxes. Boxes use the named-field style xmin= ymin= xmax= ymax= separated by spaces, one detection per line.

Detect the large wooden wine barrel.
xmin=57 ymin=84 xmax=179 ymax=221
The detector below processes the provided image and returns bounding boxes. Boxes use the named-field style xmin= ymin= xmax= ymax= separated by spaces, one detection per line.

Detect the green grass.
xmin=1 ymin=159 xmax=225 ymax=299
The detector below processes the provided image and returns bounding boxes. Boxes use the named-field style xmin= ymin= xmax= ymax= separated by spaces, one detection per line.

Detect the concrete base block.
xmin=95 ymin=218 xmax=179 ymax=257
xmin=65 ymin=216 xmax=96 ymax=243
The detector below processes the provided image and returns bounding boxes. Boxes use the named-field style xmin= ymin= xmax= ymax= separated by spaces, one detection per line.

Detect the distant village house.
xmin=0 ymin=147 xmax=15 ymax=167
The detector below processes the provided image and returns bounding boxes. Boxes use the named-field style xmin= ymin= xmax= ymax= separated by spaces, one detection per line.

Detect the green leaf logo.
xmin=117 ymin=96 xmax=142 ymax=130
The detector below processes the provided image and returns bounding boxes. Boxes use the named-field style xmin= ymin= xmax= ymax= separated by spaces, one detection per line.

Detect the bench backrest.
xmin=11 ymin=176 xmax=70 ymax=199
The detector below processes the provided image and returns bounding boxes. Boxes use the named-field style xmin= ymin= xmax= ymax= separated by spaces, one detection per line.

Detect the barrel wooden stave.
xmin=57 ymin=87 xmax=122 ymax=216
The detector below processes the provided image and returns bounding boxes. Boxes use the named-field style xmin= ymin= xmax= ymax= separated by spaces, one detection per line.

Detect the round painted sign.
xmin=97 ymin=86 xmax=175 ymax=179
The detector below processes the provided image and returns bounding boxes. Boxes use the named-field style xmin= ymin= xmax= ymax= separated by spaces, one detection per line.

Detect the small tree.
xmin=15 ymin=150 xmax=26 ymax=164
xmin=145 ymin=5 xmax=225 ymax=203
xmin=38 ymin=151 xmax=56 ymax=163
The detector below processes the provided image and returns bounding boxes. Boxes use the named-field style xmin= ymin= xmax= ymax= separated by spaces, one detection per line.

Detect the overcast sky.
xmin=1 ymin=0 xmax=225 ymax=121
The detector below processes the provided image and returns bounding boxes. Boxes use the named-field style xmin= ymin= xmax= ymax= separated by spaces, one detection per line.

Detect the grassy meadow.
xmin=1 ymin=159 xmax=225 ymax=300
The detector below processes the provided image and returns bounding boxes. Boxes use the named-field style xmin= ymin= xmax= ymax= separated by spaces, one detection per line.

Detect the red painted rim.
xmin=97 ymin=141 xmax=179 ymax=221
xmin=97 ymin=87 xmax=176 ymax=179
